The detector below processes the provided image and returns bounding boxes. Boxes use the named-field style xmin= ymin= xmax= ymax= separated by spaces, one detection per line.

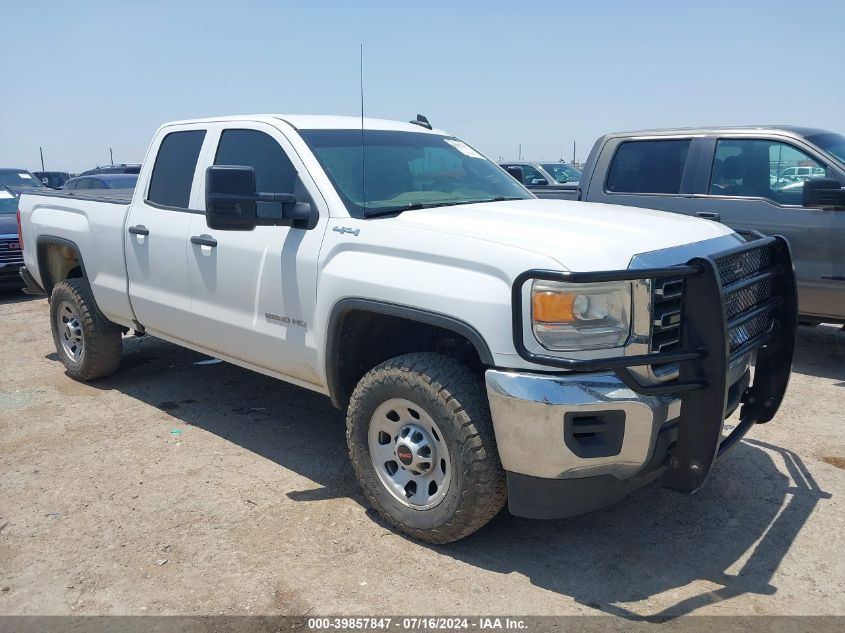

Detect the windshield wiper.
xmin=362 ymin=196 xmax=527 ymax=219
xmin=362 ymin=202 xmax=426 ymax=218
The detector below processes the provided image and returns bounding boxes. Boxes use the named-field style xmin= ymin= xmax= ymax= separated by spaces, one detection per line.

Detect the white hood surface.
xmin=395 ymin=198 xmax=737 ymax=271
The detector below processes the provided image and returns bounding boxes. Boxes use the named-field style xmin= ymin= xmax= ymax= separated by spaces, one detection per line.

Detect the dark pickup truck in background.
xmin=516 ymin=126 xmax=845 ymax=324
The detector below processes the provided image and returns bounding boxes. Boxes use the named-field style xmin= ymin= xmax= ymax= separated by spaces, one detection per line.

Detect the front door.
xmin=186 ymin=123 xmax=327 ymax=385
xmin=689 ymin=137 xmax=845 ymax=320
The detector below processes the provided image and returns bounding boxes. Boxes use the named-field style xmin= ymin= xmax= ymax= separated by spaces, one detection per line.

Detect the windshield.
xmin=540 ymin=163 xmax=582 ymax=183
xmin=0 ymin=170 xmax=44 ymax=188
xmin=0 ymin=189 xmax=18 ymax=214
xmin=299 ymin=129 xmax=531 ymax=217
xmin=806 ymin=132 xmax=845 ymax=164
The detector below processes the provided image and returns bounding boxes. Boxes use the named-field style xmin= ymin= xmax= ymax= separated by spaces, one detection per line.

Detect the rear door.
xmin=125 ymin=126 xmax=210 ymax=341
xmin=686 ymin=135 xmax=845 ymax=320
xmin=185 ymin=122 xmax=328 ymax=385
xmin=582 ymin=136 xmax=707 ymax=213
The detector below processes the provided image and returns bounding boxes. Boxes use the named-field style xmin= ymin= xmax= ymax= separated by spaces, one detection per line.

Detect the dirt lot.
xmin=1 ymin=289 xmax=843 ymax=619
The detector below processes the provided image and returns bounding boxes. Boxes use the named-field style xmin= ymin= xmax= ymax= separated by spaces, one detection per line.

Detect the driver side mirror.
xmin=205 ymin=165 xmax=315 ymax=230
xmin=802 ymin=178 xmax=845 ymax=210
xmin=530 ymin=178 xmax=549 ymax=186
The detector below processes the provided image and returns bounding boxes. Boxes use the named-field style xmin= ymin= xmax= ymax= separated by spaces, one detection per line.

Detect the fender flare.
xmin=325 ymin=298 xmax=494 ymax=408
xmin=35 ymin=235 xmax=87 ymax=295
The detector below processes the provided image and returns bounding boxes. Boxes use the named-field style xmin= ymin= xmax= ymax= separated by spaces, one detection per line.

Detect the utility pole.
xmin=40 ymin=147 xmax=45 ymax=171
xmin=109 ymin=147 xmax=114 ymax=165
xmin=572 ymin=141 xmax=576 ymax=165
xmin=518 ymin=144 xmax=522 ymax=160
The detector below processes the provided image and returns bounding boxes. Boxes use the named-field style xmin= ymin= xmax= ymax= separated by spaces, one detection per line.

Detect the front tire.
xmin=50 ymin=278 xmax=122 ymax=381
xmin=347 ymin=353 xmax=506 ymax=544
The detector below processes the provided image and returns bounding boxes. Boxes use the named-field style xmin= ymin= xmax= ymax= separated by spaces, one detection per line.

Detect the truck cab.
xmin=578 ymin=126 xmax=845 ymax=324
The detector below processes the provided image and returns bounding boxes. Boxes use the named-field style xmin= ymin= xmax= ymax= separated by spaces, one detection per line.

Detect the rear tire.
xmin=50 ymin=278 xmax=122 ymax=381
xmin=347 ymin=352 xmax=506 ymax=544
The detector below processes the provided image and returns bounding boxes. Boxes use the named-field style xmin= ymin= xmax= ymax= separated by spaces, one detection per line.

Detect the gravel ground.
xmin=0 ymin=289 xmax=843 ymax=619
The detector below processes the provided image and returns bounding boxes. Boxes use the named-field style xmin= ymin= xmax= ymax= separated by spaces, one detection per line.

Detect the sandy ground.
xmin=0 ymin=289 xmax=843 ymax=619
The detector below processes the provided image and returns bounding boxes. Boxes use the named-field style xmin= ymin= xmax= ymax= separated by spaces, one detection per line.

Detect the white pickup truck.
xmin=17 ymin=114 xmax=797 ymax=543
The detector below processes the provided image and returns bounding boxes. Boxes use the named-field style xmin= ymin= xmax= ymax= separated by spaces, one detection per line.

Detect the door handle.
xmin=190 ymin=235 xmax=217 ymax=248
xmin=695 ymin=212 xmax=721 ymax=221
xmin=128 ymin=225 xmax=150 ymax=236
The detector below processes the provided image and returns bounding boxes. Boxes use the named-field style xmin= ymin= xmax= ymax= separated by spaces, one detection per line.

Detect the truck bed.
xmin=19 ymin=188 xmax=135 ymax=327
xmin=22 ymin=189 xmax=135 ymax=205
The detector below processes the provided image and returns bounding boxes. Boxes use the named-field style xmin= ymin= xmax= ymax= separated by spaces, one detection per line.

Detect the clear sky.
xmin=1 ymin=0 xmax=842 ymax=172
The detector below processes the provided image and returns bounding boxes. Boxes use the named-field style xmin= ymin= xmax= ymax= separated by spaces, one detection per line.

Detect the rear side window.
xmin=214 ymin=129 xmax=297 ymax=217
xmin=147 ymin=130 xmax=206 ymax=208
xmin=606 ymin=139 xmax=691 ymax=194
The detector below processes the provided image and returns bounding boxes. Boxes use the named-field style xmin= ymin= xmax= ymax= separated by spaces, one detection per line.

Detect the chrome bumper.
xmin=485 ymin=369 xmax=682 ymax=480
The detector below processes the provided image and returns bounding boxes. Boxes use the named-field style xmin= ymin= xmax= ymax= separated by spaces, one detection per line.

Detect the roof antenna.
xmin=360 ymin=43 xmax=366 ymax=212
xmin=409 ymin=114 xmax=432 ymax=130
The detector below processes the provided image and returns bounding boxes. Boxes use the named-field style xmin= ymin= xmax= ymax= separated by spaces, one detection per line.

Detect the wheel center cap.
xmin=394 ymin=424 xmax=436 ymax=474
xmin=65 ymin=322 xmax=76 ymax=338
xmin=396 ymin=444 xmax=414 ymax=466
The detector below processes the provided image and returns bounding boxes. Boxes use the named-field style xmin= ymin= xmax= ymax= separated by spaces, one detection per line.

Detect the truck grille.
xmin=650 ymin=240 xmax=780 ymax=359
xmin=0 ymin=238 xmax=23 ymax=266
xmin=716 ymin=243 xmax=778 ymax=353
xmin=651 ymin=277 xmax=684 ymax=355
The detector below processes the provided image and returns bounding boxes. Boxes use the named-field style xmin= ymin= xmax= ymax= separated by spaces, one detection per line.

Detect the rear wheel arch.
xmin=36 ymin=236 xmax=87 ymax=295
xmin=325 ymin=299 xmax=494 ymax=409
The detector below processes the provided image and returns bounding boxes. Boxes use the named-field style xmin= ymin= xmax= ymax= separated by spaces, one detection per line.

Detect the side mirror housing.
xmin=530 ymin=178 xmax=549 ymax=186
xmin=504 ymin=166 xmax=525 ymax=184
xmin=205 ymin=165 xmax=260 ymax=231
xmin=205 ymin=165 xmax=316 ymax=230
xmin=803 ymin=178 xmax=845 ymax=210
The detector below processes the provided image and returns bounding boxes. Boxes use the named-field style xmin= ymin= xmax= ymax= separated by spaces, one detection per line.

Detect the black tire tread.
xmin=347 ymin=352 xmax=506 ymax=544
xmin=50 ymin=278 xmax=122 ymax=381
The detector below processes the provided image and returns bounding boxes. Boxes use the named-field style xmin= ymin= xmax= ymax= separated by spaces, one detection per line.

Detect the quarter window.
xmin=606 ymin=139 xmax=691 ymax=194
xmin=147 ymin=130 xmax=206 ymax=208
xmin=709 ymin=139 xmax=827 ymax=205
xmin=214 ymin=129 xmax=297 ymax=217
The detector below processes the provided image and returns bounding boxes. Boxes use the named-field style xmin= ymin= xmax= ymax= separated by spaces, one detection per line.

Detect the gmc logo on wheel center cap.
xmin=396 ymin=447 xmax=413 ymax=465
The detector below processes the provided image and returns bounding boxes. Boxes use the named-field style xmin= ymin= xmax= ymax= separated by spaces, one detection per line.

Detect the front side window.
xmin=214 ymin=129 xmax=297 ymax=218
xmin=75 ymin=178 xmax=92 ymax=190
xmin=300 ymin=130 xmax=530 ymax=218
xmin=606 ymin=139 xmax=691 ymax=194
xmin=147 ymin=130 xmax=206 ymax=208
xmin=541 ymin=163 xmax=581 ymax=183
xmin=107 ymin=176 xmax=138 ymax=189
xmin=520 ymin=164 xmax=547 ymax=184
xmin=709 ymin=138 xmax=827 ymax=205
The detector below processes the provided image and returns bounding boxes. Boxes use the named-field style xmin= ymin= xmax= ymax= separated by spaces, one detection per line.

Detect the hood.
xmin=394 ymin=198 xmax=737 ymax=271
xmin=0 ymin=214 xmax=18 ymax=236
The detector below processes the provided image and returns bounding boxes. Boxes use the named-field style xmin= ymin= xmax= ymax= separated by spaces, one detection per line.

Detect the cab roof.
xmin=604 ymin=125 xmax=834 ymax=138
xmin=162 ymin=114 xmax=447 ymax=135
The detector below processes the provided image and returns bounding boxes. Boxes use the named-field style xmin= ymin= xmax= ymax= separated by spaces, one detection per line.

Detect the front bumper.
xmin=486 ymin=365 xmax=750 ymax=518
xmin=495 ymin=235 xmax=797 ymax=518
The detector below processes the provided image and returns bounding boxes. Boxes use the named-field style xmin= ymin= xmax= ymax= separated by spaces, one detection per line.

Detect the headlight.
xmin=531 ymin=280 xmax=632 ymax=351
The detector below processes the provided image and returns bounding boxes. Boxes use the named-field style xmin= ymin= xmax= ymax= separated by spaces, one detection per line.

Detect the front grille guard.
xmin=511 ymin=235 xmax=798 ymax=493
